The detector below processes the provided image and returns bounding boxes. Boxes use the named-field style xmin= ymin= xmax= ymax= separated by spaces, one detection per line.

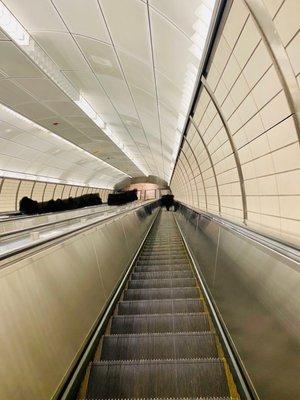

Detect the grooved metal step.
xmin=134 ymin=264 xmax=190 ymax=272
xmin=117 ymin=299 xmax=205 ymax=315
xmin=100 ymin=332 xmax=218 ymax=361
xmin=127 ymin=278 xmax=196 ymax=289
xmin=138 ymin=256 xmax=188 ymax=262
xmin=86 ymin=359 xmax=230 ymax=399
xmin=110 ymin=313 xmax=210 ymax=334
xmin=136 ymin=258 xmax=189 ymax=265
xmin=123 ymin=287 xmax=199 ymax=300
xmin=130 ymin=270 xmax=193 ymax=280
xmin=141 ymin=249 xmax=186 ymax=255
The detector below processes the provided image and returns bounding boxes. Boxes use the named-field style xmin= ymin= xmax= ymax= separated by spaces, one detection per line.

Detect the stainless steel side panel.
xmin=175 ymin=205 xmax=300 ymax=400
xmin=0 ymin=204 xmax=158 ymax=400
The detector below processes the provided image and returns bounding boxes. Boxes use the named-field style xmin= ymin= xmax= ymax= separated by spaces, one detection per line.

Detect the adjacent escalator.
xmin=80 ymin=210 xmax=239 ymax=399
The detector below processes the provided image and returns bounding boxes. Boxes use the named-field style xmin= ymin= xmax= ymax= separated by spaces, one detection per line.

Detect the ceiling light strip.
xmin=0 ymin=0 xmax=145 ymax=176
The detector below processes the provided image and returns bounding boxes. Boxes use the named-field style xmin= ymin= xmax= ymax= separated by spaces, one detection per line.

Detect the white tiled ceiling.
xmin=0 ymin=103 xmax=126 ymax=187
xmin=0 ymin=0 xmax=216 ymax=183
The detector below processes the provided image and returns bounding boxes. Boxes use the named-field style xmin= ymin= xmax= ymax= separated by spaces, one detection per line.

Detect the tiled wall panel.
xmin=0 ymin=177 xmax=112 ymax=212
xmin=171 ymin=0 xmax=300 ymax=246
xmin=0 ymin=179 xmax=20 ymax=212
xmin=43 ymin=184 xmax=56 ymax=202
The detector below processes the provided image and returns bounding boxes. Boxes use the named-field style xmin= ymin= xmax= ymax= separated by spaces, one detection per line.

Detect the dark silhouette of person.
xmin=161 ymin=194 xmax=174 ymax=211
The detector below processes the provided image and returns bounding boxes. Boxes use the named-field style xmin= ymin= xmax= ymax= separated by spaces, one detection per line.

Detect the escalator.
xmin=79 ymin=210 xmax=239 ymax=399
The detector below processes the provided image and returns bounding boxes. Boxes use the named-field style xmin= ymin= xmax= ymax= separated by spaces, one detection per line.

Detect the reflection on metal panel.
xmin=0 ymin=202 xmax=159 ymax=400
xmin=175 ymin=202 xmax=300 ymax=400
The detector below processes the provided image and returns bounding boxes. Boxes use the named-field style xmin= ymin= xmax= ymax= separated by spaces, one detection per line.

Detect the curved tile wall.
xmin=170 ymin=0 xmax=300 ymax=246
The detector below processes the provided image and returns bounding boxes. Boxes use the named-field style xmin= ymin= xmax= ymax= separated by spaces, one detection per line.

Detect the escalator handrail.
xmin=0 ymin=200 xmax=158 ymax=263
xmin=177 ymin=201 xmax=300 ymax=263
xmin=0 ymin=202 xmax=148 ymax=239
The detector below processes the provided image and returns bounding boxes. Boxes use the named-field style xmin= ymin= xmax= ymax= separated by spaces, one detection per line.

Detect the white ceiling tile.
xmin=13 ymin=101 xmax=57 ymax=120
xmin=99 ymin=75 xmax=137 ymax=118
xmin=100 ymin=0 xmax=152 ymax=63
xmin=118 ymin=50 xmax=155 ymax=94
xmin=13 ymin=78 xmax=70 ymax=101
xmin=52 ymin=0 xmax=110 ymax=43
xmin=0 ymin=79 xmax=36 ymax=105
xmin=75 ymin=35 xmax=121 ymax=78
xmin=43 ymin=100 xmax=86 ymax=117
xmin=0 ymin=42 xmax=43 ymax=77
xmin=64 ymin=116 xmax=96 ymax=129
xmin=150 ymin=9 xmax=194 ymax=84
xmin=149 ymin=0 xmax=200 ymax=37
xmin=156 ymin=71 xmax=182 ymax=114
xmin=63 ymin=69 xmax=119 ymax=119
xmin=131 ymin=87 xmax=157 ymax=117
xmin=3 ymin=0 xmax=67 ymax=32
xmin=34 ymin=32 xmax=89 ymax=71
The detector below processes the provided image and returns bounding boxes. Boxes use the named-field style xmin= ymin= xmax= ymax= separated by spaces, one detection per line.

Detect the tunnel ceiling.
xmin=0 ymin=0 xmax=216 ymax=188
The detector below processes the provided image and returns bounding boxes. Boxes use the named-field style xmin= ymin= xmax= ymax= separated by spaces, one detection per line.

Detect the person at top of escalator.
xmin=160 ymin=194 xmax=174 ymax=211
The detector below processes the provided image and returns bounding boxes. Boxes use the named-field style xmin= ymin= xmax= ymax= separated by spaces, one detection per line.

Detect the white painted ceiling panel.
xmin=150 ymin=9 xmax=193 ymax=86
xmin=150 ymin=0 xmax=203 ymax=37
xmin=13 ymin=77 xmax=70 ymax=102
xmin=3 ymin=0 xmax=67 ymax=32
xmin=0 ymin=79 xmax=36 ymax=105
xmin=0 ymin=42 xmax=42 ymax=77
xmin=118 ymin=51 xmax=155 ymax=95
xmin=52 ymin=0 xmax=109 ymax=43
xmin=100 ymin=0 xmax=152 ymax=64
xmin=34 ymin=32 xmax=90 ymax=71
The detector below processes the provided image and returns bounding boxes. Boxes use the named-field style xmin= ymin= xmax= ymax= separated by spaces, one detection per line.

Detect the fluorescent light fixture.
xmin=0 ymin=1 xmax=29 ymax=45
xmin=177 ymin=114 xmax=185 ymax=132
xmin=94 ymin=115 xmax=106 ymax=130
xmin=189 ymin=44 xmax=203 ymax=60
xmin=195 ymin=4 xmax=212 ymax=22
xmin=75 ymin=96 xmax=97 ymax=119
xmin=191 ymin=32 xmax=206 ymax=47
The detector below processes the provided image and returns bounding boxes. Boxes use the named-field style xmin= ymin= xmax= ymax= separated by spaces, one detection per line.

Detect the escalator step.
xmin=141 ymin=250 xmax=186 ymax=255
xmin=127 ymin=278 xmax=196 ymax=289
xmin=143 ymin=244 xmax=183 ymax=249
xmin=134 ymin=264 xmax=190 ymax=272
xmin=140 ymin=254 xmax=186 ymax=259
xmin=100 ymin=332 xmax=218 ymax=360
xmin=86 ymin=359 xmax=230 ymax=399
xmin=131 ymin=270 xmax=193 ymax=280
xmin=137 ymin=259 xmax=188 ymax=264
xmin=117 ymin=299 xmax=205 ymax=315
xmin=137 ymin=258 xmax=188 ymax=265
xmin=123 ymin=287 xmax=199 ymax=300
xmin=110 ymin=313 xmax=210 ymax=334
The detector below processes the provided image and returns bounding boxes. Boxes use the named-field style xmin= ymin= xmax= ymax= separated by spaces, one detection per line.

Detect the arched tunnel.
xmin=0 ymin=1 xmax=299 ymax=399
